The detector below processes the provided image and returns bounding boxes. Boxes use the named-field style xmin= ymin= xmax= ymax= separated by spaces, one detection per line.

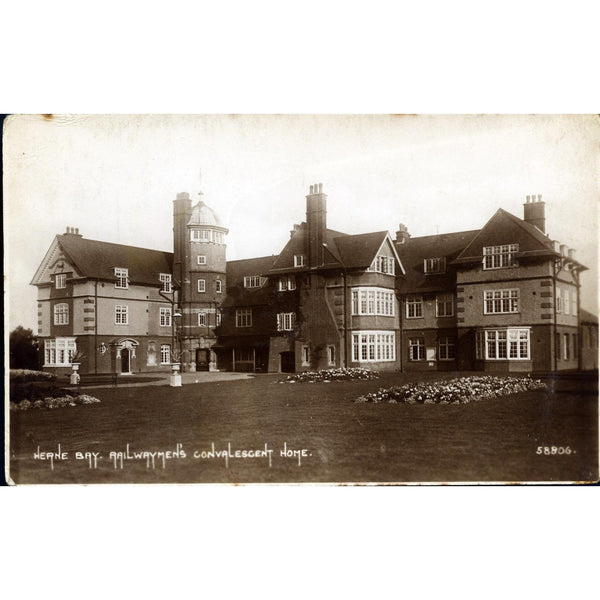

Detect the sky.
xmin=4 ymin=114 xmax=599 ymax=331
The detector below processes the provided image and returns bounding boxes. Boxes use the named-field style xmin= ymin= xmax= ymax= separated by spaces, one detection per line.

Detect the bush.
xmin=9 ymin=369 xmax=56 ymax=383
xmin=355 ymin=376 xmax=547 ymax=404
xmin=281 ymin=367 xmax=379 ymax=383
xmin=9 ymin=381 xmax=69 ymax=403
xmin=10 ymin=393 xmax=101 ymax=411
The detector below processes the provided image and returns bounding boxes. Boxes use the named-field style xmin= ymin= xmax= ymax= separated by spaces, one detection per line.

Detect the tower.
xmin=173 ymin=191 xmax=228 ymax=372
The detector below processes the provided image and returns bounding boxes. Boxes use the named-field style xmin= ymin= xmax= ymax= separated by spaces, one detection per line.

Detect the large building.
xmin=31 ymin=184 xmax=593 ymax=376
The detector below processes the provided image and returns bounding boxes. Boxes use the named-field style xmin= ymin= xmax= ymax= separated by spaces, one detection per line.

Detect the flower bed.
xmin=281 ymin=367 xmax=379 ymax=383
xmin=355 ymin=376 xmax=547 ymax=404
xmin=10 ymin=394 xmax=101 ymax=411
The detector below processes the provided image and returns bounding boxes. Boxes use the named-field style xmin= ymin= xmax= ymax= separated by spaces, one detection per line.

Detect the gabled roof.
xmin=453 ymin=208 xmax=555 ymax=264
xmin=36 ymin=234 xmax=174 ymax=286
xmin=396 ymin=229 xmax=479 ymax=293
xmin=334 ymin=231 xmax=389 ymax=269
xmin=268 ymin=223 xmax=349 ymax=272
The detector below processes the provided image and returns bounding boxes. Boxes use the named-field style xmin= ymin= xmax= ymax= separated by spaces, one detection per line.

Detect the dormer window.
xmin=278 ymin=275 xmax=296 ymax=291
xmin=294 ymin=255 xmax=306 ymax=267
xmin=244 ymin=275 xmax=261 ymax=288
xmin=368 ymin=256 xmax=395 ymax=275
xmin=159 ymin=273 xmax=172 ymax=293
xmin=424 ymin=257 xmax=446 ymax=274
xmin=115 ymin=267 xmax=129 ymax=289
xmin=55 ymin=273 xmax=66 ymax=289
xmin=483 ymin=244 xmax=518 ymax=270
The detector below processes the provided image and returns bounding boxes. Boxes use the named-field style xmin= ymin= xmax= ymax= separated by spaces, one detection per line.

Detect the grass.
xmin=8 ymin=371 xmax=598 ymax=484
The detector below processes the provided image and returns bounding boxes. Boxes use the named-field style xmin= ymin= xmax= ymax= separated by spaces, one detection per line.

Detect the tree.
xmin=9 ymin=326 xmax=40 ymax=370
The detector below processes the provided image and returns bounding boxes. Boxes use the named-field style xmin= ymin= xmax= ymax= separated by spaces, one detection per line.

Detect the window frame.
xmin=482 ymin=328 xmax=530 ymax=360
xmin=424 ymin=257 xmax=446 ymax=274
xmin=159 ymin=307 xmax=172 ymax=327
xmin=216 ymin=279 xmax=222 ymax=294
xmin=197 ymin=279 xmax=206 ymax=293
xmin=197 ymin=255 xmax=207 ymax=265
xmin=352 ymin=331 xmax=396 ymax=363
xmin=159 ymin=273 xmax=172 ymax=293
xmin=406 ymin=295 xmax=423 ymax=319
xmin=408 ymin=337 xmax=425 ymax=361
xmin=294 ymin=255 xmax=306 ymax=268
xmin=160 ymin=344 xmax=171 ymax=365
xmin=55 ymin=273 xmax=66 ymax=289
xmin=244 ymin=275 xmax=261 ymax=288
xmin=482 ymin=244 xmax=519 ymax=270
xmin=351 ymin=287 xmax=395 ymax=316
xmin=435 ymin=293 xmax=454 ymax=317
xmin=438 ymin=336 xmax=456 ymax=360
xmin=44 ymin=337 xmax=77 ymax=366
xmin=236 ymin=308 xmax=252 ymax=328
xmin=115 ymin=304 xmax=129 ymax=325
xmin=278 ymin=275 xmax=296 ymax=291
xmin=198 ymin=312 xmax=207 ymax=327
xmin=53 ymin=302 xmax=69 ymax=325
xmin=276 ymin=312 xmax=296 ymax=331
xmin=483 ymin=288 xmax=519 ymax=314
xmin=114 ymin=267 xmax=129 ymax=289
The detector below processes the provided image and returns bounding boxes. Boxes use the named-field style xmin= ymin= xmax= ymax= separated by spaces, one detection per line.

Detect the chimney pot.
xmin=176 ymin=192 xmax=190 ymax=200
xmin=526 ymin=195 xmax=530 ymax=203
xmin=568 ymin=248 xmax=576 ymax=260
xmin=318 ymin=183 xmax=323 ymax=193
xmin=309 ymin=185 xmax=314 ymax=194
xmin=75 ymin=227 xmax=79 ymax=235
xmin=560 ymin=244 xmax=568 ymax=257
xmin=538 ymin=194 xmax=542 ymax=202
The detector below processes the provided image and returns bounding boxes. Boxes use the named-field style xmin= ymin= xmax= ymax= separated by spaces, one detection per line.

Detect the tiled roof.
xmin=395 ymin=229 xmax=479 ymax=293
xmin=57 ymin=234 xmax=173 ymax=286
xmin=222 ymin=255 xmax=277 ymax=307
xmin=580 ymin=308 xmax=598 ymax=324
xmin=334 ymin=231 xmax=389 ymax=269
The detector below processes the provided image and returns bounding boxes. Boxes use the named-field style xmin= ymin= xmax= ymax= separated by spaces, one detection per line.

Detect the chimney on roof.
xmin=64 ymin=226 xmax=82 ymax=237
xmin=306 ymin=183 xmax=327 ymax=267
xmin=523 ymin=193 xmax=545 ymax=233
xmin=568 ymin=248 xmax=576 ymax=260
xmin=395 ymin=223 xmax=410 ymax=244
xmin=290 ymin=223 xmax=301 ymax=239
xmin=560 ymin=243 xmax=568 ymax=257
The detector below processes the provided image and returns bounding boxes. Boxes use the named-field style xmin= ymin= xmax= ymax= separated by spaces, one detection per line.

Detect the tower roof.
xmin=187 ymin=199 xmax=225 ymax=228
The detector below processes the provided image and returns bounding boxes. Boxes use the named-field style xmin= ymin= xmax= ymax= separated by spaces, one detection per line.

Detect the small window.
xmin=236 ymin=308 xmax=252 ymax=328
xmin=438 ymin=337 xmax=456 ymax=360
xmin=197 ymin=255 xmax=207 ymax=265
xmin=191 ymin=229 xmax=211 ymax=242
xmin=436 ymin=294 xmax=454 ymax=317
xmin=327 ymin=345 xmax=336 ymax=366
xmin=244 ymin=275 xmax=261 ymax=288
xmin=294 ymin=255 xmax=306 ymax=267
xmin=563 ymin=333 xmax=570 ymax=360
xmin=302 ymin=346 xmax=310 ymax=366
xmin=115 ymin=305 xmax=129 ymax=324
xmin=406 ymin=296 xmax=423 ymax=318
xmin=198 ymin=312 xmax=207 ymax=326
xmin=424 ymin=257 xmax=446 ymax=273
xmin=197 ymin=279 xmax=206 ymax=293
xmin=53 ymin=303 xmax=69 ymax=325
xmin=160 ymin=344 xmax=171 ymax=364
xmin=216 ymin=312 xmax=222 ymax=327
xmin=276 ymin=312 xmax=296 ymax=331
xmin=159 ymin=273 xmax=172 ymax=293
xmin=278 ymin=275 xmax=296 ymax=291
xmin=216 ymin=279 xmax=222 ymax=293
xmin=409 ymin=338 xmax=425 ymax=361
xmin=115 ymin=267 xmax=128 ymax=289
xmin=483 ymin=244 xmax=518 ymax=270
xmin=368 ymin=255 xmax=395 ymax=275
xmin=556 ymin=288 xmax=562 ymax=313
xmin=213 ymin=231 xmax=225 ymax=244
xmin=159 ymin=307 xmax=172 ymax=327
xmin=55 ymin=274 xmax=66 ymax=289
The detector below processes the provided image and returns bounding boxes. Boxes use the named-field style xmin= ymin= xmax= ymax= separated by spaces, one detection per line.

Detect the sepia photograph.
xmin=4 ymin=114 xmax=599 ymax=485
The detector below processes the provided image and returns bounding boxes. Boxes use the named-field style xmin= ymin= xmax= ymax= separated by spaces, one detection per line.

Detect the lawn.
xmin=7 ymin=371 xmax=598 ymax=484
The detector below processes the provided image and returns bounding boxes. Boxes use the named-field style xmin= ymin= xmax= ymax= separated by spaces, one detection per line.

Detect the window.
xmin=294 ymin=255 xmax=306 ymax=267
xmin=483 ymin=329 xmax=530 ymax=360
xmin=563 ymin=333 xmax=570 ymax=360
xmin=436 ymin=294 xmax=454 ymax=317
xmin=438 ymin=337 xmax=456 ymax=360
xmin=406 ymin=296 xmax=423 ymax=318
xmin=115 ymin=305 xmax=129 ymax=324
xmin=368 ymin=255 xmax=395 ymax=275
xmin=483 ymin=244 xmax=518 ymax=269
xmin=213 ymin=231 xmax=224 ymax=244
xmin=556 ymin=288 xmax=562 ymax=313
xmin=44 ymin=337 xmax=76 ymax=366
xmin=197 ymin=255 xmax=207 ymax=265
xmin=236 ymin=349 xmax=254 ymax=362
xmin=159 ymin=307 xmax=171 ymax=327
xmin=564 ymin=291 xmax=570 ymax=315
xmin=236 ymin=308 xmax=252 ymax=328
xmin=159 ymin=273 xmax=172 ymax=293
xmin=244 ymin=275 xmax=261 ymax=288
xmin=302 ymin=346 xmax=310 ymax=366
xmin=327 ymin=345 xmax=336 ymax=366
xmin=352 ymin=331 xmax=396 ymax=362
xmin=351 ymin=288 xmax=395 ymax=316
xmin=424 ymin=257 xmax=446 ymax=273
xmin=278 ymin=275 xmax=296 ymax=291
xmin=277 ymin=312 xmax=296 ymax=331
xmin=191 ymin=229 xmax=211 ymax=242
xmin=484 ymin=289 xmax=519 ymax=314
xmin=571 ymin=292 xmax=577 ymax=317
xmin=408 ymin=338 xmax=425 ymax=361
xmin=160 ymin=344 xmax=171 ymax=364
xmin=53 ymin=303 xmax=69 ymax=325
xmin=198 ymin=312 xmax=207 ymax=326
xmin=572 ymin=333 xmax=578 ymax=359
xmin=476 ymin=331 xmax=484 ymax=360
xmin=115 ymin=267 xmax=128 ymax=289
xmin=216 ymin=279 xmax=222 ymax=293
xmin=216 ymin=312 xmax=222 ymax=327
xmin=197 ymin=279 xmax=206 ymax=293
xmin=55 ymin=274 xmax=66 ymax=289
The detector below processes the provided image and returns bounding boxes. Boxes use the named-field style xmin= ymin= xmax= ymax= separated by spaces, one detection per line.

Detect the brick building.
xmin=32 ymin=185 xmax=592 ymax=376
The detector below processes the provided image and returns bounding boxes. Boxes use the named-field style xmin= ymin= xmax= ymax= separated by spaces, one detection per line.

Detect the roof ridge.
xmin=58 ymin=234 xmax=172 ymax=255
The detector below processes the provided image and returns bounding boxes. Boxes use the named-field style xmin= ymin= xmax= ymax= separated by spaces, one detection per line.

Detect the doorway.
xmin=196 ymin=348 xmax=210 ymax=371
xmin=280 ymin=351 xmax=295 ymax=373
xmin=121 ymin=348 xmax=131 ymax=373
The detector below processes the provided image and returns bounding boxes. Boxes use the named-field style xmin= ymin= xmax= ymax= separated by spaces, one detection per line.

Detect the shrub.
xmin=355 ymin=376 xmax=547 ymax=404
xmin=281 ymin=367 xmax=379 ymax=383
xmin=10 ymin=381 xmax=70 ymax=403
xmin=10 ymin=393 xmax=101 ymax=411
xmin=9 ymin=369 xmax=56 ymax=383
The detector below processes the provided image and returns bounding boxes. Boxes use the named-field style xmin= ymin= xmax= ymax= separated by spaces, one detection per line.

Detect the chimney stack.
xmin=560 ymin=244 xmax=568 ymax=257
xmin=568 ymin=248 xmax=576 ymax=260
xmin=306 ymin=183 xmax=327 ymax=267
xmin=395 ymin=223 xmax=410 ymax=244
xmin=65 ymin=226 xmax=82 ymax=237
xmin=523 ymin=193 xmax=546 ymax=233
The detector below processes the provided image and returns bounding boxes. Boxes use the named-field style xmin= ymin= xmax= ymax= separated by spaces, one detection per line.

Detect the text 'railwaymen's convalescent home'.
xmin=31 ymin=184 xmax=598 ymax=376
